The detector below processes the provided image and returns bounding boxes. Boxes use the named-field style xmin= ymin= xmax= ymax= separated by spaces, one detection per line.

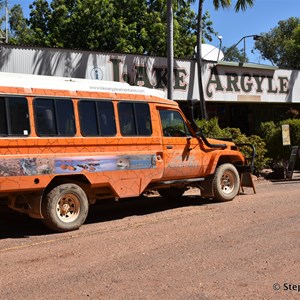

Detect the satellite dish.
xmin=195 ymin=44 xmax=224 ymax=61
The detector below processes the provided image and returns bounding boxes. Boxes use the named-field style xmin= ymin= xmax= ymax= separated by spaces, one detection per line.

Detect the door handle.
xmin=167 ymin=145 xmax=173 ymax=149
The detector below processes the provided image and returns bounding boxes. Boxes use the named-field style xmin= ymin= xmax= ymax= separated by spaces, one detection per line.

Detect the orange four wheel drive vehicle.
xmin=0 ymin=72 xmax=253 ymax=232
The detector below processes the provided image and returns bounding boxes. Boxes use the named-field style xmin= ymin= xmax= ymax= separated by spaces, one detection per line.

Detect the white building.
xmin=1 ymin=44 xmax=299 ymax=134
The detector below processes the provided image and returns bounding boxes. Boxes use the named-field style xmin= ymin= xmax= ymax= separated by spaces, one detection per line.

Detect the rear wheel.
xmin=158 ymin=187 xmax=186 ymax=199
xmin=212 ymin=163 xmax=240 ymax=202
xmin=42 ymin=183 xmax=89 ymax=232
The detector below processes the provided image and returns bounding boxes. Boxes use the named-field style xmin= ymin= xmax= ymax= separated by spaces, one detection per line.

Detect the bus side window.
xmin=135 ymin=103 xmax=152 ymax=136
xmin=56 ymin=99 xmax=76 ymax=135
xmin=119 ymin=103 xmax=136 ymax=136
xmin=98 ymin=101 xmax=116 ymax=136
xmin=34 ymin=98 xmax=75 ymax=136
xmin=118 ymin=102 xmax=152 ymax=136
xmin=0 ymin=97 xmax=8 ymax=135
xmin=0 ymin=96 xmax=30 ymax=136
xmin=78 ymin=100 xmax=116 ymax=136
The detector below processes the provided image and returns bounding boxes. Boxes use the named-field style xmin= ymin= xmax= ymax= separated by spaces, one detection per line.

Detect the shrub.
xmin=247 ymin=135 xmax=270 ymax=172
xmin=196 ymin=117 xmax=225 ymax=138
xmin=281 ymin=119 xmax=300 ymax=146
xmin=258 ymin=121 xmax=277 ymax=144
xmin=258 ymin=121 xmax=283 ymax=162
xmin=259 ymin=119 xmax=300 ymax=165
xmin=196 ymin=118 xmax=269 ymax=174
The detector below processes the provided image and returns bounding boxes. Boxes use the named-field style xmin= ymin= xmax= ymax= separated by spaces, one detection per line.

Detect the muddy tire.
xmin=212 ymin=163 xmax=240 ymax=202
xmin=158 ymin=187 xmax=186 ymax=199
xmin=42 ymin=183 xmax=89 ymax=232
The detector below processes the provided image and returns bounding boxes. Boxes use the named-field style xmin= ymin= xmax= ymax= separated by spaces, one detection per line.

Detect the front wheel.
xmin=212 ymin=163 xmax=240 ymax=202
xmin=42 ymin=183 xmax=89 ymax=232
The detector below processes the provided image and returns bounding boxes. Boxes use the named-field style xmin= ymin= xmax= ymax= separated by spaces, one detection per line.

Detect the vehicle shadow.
xmin=0 ymin=193 xmax=218 ymax=239
xmin=0 ymin=207 xmax=51 ymax=239
xmin=86 ymin=193 xmax=217 ymax=224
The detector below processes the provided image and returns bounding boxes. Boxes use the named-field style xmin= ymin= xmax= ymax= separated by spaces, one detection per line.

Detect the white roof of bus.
xmin=0 ymin=72 xmax=166 ymax=99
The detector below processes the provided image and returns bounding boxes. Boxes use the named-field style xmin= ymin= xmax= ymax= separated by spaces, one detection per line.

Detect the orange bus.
xmin=0 ymin=72 xmax=247 ymax=232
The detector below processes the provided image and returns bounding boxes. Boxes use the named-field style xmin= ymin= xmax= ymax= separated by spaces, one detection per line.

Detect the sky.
xmin=195 ymin=0 xmax=300 ymax=64
xmin=5 ymin=0 xmax=300 ymax=65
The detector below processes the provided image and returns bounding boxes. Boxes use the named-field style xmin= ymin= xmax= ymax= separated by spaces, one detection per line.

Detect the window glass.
xmin=34 ymin=98 xmax=75 ymax=136
xmin=79 ymin=101 xmax=98 ymax=136
xmin=0 ymin=98 xmax=7 ymax=135
xmin=97 ymin=101 xmax=116 ymax=136
xmin=159 ymin=110 xmax=190 ymax=137
xmin=135 ymin=103 xmax=152 ymax=136
xmin=119 ymin=103 xmax=137 ymax=136
xmin=0 ymin=97 xmax=30 ymax=136
xmin=9 ymin=97 xmax=30 ymax=135
xmin=56 ymin=99 xmax=75 ymax=135
xmin=118 ymin=102 xmax=152 ymax=136
xmin=34 ymin=99 xmax=56 ymax=135
xmin=79 ymin=100 xmax=116 ymax=136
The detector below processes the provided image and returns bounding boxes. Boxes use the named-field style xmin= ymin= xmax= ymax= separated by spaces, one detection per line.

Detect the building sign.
xmin=0 ymin=45 xmax=299 ymax=103
xmin=107 ymin=57 xmax=188 ymax=91
xmin=204 ymin=64 xmax=293 ymax=103
xmin=89 ymin=66 xmax=104 ymax=80
xmin=86 ymin=55 xmax=191 ymax=100
xmin=206 ymin=66 xmax=289 ymax=96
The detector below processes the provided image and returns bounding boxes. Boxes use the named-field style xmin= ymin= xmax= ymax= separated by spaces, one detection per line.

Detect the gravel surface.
xmin=0 ymin=178 xmax=300 ymax=299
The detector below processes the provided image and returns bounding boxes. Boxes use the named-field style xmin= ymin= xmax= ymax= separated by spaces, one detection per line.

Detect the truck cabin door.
xmin=159 ymin=109 xmax=203 ymax=180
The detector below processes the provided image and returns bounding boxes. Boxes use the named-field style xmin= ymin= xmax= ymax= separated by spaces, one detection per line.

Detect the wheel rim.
xmin=56 ymin=193 xmax=80 ymax=223
xmin=220 ymin=170 xmax=235 ymax=194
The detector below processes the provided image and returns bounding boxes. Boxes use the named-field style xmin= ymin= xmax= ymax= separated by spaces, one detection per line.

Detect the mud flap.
xmin=200 ymin=178 xmax=214 ymax=198
xmin=8 ymin=192 xmax=43 ymax=219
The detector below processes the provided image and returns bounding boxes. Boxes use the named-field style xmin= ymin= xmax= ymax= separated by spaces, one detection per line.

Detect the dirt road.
xmin=0 ymin=178 xmax=299 ymax=300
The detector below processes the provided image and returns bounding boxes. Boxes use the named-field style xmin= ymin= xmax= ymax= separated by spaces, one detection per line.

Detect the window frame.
xmin=118 ymin=101 xmax=152 ymax=137
xmin=0 ymin=96 xmax=30 ymax=137
xmin=78 ymin=99 xmax=117 ymax=137
xmin=33 ymin=97 xmax=76 ymax=137
xmin=159 ymin=109 xmax=191 ymax=138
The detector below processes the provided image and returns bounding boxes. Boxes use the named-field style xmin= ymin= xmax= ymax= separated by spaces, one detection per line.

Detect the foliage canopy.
xmin=254 ymin=17 xmax=300 ymax=69
xmin=7 ymin=0 xmax=216 ymax=58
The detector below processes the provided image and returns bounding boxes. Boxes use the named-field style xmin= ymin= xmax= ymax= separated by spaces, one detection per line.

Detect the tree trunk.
xmin=167 ymin=0 xmax=173 ymax=100
xmin=196 ymin=0 xmax=207 ymax=119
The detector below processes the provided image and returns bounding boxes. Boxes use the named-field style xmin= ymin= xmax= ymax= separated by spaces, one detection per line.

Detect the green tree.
xmin=285 ymin=25 xmax=300 ymax=69
xmin=58 ymin=0 xmax=116 ymax=50
xmin=0 ymin=1 xmax=5 ymax=42
xmin=8 ymin=0 xmax=213 ymax=58
xmin=223 ymin=45 xmax=249 ymax=63
xmin=111 ymin=0 xmax=149 ymax=53
xmin=148 ymin=0 xmax=204 ymax=57
xmin=9 ymin=4 xmax=31 ymax=44
xmin=27 ymin=0 xmax=52 ymax=46
xmin=47 ymin=0 xmax=74 ymax=48
xmin=167 ymin=0 xmax=174 ymax=99
xmin=254 ymin=17 xmax=300 ymax=68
